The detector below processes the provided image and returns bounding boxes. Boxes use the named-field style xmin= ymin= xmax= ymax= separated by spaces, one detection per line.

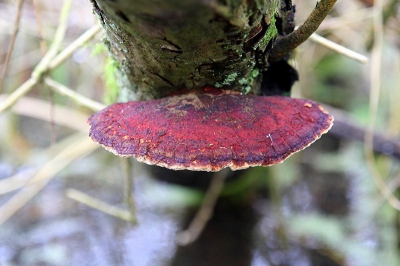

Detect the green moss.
xmin=224 ymin=72 xmax=238 ymax=84
xmin=238 ymin=67 xmax=259 ymax=94
xmin=236 ymin=12 xmax=278 ymax=94
xmin=259 ymin=16 xmax=277 ymax=50
xmin=103 ymin=58 xmax=120 ymax=104
xmin=239 ymin=78 xmax=247 ymax=85
xmin=216 ymin=72 xmax=239 ymax=88
xmin=215 ymin=82 xmax=222 ymax=88
xmin=91 ymin=42 xmax=107 ymax=56
xmin=251 ymin=68 xmax=259 ymax=78
xmin=91 ymin=41 xmax=122 ymax=103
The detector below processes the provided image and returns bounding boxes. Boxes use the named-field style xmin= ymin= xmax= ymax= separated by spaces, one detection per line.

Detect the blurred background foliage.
xmin=0 ymin=0 xmax=400 ymax=265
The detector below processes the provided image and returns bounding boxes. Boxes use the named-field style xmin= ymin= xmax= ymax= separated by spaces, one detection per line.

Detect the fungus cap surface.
xmin=88 ymin=88 xmax=333 ymax=171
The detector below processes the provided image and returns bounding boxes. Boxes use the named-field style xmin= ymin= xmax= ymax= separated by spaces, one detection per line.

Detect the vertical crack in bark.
xmin=243 ymin=16 xmax=269 ymax=52
xmin=160 ymin=38 xmax=183 ymax=54
xmin=151 ymin=72 xmax=175 ymax=87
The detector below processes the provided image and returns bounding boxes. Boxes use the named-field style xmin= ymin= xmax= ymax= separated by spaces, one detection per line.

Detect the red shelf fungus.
xmin=88 ymin=88 xmax=333 ymax=171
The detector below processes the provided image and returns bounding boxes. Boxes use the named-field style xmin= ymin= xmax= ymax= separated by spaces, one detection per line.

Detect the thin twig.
xmin=175 ymin=168 xmax=230 ymax=246
xmin=66 ymin=188 xmax=136 ymax=222
xmin=0 ymin=49 xmax=42 ymax=77
xmin=0 ymin=78 xmax=37 ymax=113
xmin=32 ymin=0 xmax=72 ymax=80
xmin=308 ymin=33 xmax=368 ymax=64
xmin=0 ymin=133 xmax=91 ymax=195
xmin=123 ymin=158 xmax=137 ymax=223
xmin=48 ymin=86 xmax=56 ymax=146
xmin=269 ymin=0 xmax=337 ymax=62
xmin=325 ymin=105 xmax=400 ymax=160
xmin=0 ymin=94 xmax=89 ymax=131
xmin=44 ymin=78 xmax=105 ymax=112
xmin=0 ymin=0 xmax=25 ymax=93
xmin=48 ymin=25 xmax=101 ymax=69
xmin=0 ymin=0 xmax=72 ymax=113
xmin=0 ymin=168 xmax=37 ymax=196
xmin=364 ymin=0 xmax=400 ymax=210
xmin=31 ymin=0 xmax=48 ymax=55
xmin=0 ymin=134 xmax=98 ymax=226
xmin=0 ymin=25 xmax=101 ymax=114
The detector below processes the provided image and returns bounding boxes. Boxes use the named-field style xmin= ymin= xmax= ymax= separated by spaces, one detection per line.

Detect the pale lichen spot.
xmin=166 ymin=93 xmax=206 ymax=110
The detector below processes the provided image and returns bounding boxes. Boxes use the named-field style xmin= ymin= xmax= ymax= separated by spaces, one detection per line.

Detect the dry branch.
xmin=270 ymin=0 xmax=337 ymax=61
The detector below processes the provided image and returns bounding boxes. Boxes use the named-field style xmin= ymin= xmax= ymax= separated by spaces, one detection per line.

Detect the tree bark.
xmin=89 ymin=0 xmax=289 ymax=100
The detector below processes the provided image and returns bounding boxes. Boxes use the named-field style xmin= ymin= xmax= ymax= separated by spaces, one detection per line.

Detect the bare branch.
xmin=176 ymin=168 xmax=229 ymax=245
xmin=66 ymin=188 xmax=136 ymax=222
xmin=0 ymin=134 xmax=98 ymax=226
xmin=0 ymin=0 xmax=25 ymax=93
xmin=44 ymin=78 xmax=105 ymax=112
xmin=325 ymin=106 xmax=400 ymax=160
xmin=270 ymin=0 xmax=337 ymax=62
xmin=308 ymin=33 xmax=368 ymax=64
xmin=0 ymin=25 xmax=101 ymax=114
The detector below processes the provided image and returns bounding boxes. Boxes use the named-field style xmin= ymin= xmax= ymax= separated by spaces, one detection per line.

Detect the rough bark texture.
xmin=89 ymin=0 xmax=292 ymax=101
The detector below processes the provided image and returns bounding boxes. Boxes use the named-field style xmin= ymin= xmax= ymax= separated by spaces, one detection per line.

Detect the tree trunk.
xmin=89 ymin=0 xmax=294 ymax=101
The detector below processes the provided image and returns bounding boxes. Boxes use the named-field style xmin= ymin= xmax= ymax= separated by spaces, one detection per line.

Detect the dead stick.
xmin=325 ymin=105 xmax=400 ymax=160
xmin=0 ymin=0 xmax=25 ymax=93
xmin=176 ymin=168 xmax=230 ymax=245
xmin=270 ymin=0 xmax=337 ymax=62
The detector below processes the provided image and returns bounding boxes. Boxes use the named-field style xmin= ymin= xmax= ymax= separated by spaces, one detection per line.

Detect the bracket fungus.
xmin=88 ymin=88 xmax=333 ymax=172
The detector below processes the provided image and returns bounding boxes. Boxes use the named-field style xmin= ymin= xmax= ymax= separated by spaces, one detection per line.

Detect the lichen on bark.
xmin=89 ymin=0 xmax=283 ymax=101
